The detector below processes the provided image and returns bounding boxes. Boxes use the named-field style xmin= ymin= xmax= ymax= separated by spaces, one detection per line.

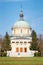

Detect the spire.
xmin=19 ymin=4 xmax=24 ymax=21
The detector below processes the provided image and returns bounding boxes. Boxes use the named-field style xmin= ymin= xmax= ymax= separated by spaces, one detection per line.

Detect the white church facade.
xmin=7 ymin=10 xmax=36 ymax=57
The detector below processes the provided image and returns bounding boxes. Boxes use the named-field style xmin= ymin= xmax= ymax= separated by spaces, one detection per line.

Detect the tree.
xmin=2 ymin=32 xmax=11 ymax=56
xmin=0 ymin=36 xmax=3 ymax=56
xmin=30 ymin=30 xmax=38 ymax=50
xmin=38 ymin=34 xmax=43 ymax=56
xmin=0 ymin=37 xmax=3 ymax=51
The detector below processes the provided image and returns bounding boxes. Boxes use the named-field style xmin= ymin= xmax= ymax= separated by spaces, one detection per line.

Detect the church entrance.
xmin=20 ymin=48 xmax=23 ymax=52
xmin=24 ymin=48 xmax=27 ymax=52
xmin=16 ymin=47 xmax=27 ymax=52
xmin=16 ymin=48 xmax=19 ymax=52
xmin=16 ymin=47 xmax=27 ymax=57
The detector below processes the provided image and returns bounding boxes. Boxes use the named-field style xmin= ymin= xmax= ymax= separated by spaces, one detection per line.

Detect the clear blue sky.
xmin=0 ymin=0 xmax=43 ymax=36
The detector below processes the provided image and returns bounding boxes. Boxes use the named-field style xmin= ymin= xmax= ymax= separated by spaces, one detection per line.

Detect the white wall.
xmin=11 ymin=39 xmax=31 ymax=52
xmin=12 ymin=27 xmax=32 ymax=36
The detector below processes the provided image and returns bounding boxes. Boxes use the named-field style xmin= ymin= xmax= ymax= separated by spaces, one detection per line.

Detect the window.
xmin=24 ymin=41 xmax=27 ymax=43
xmin=20 ymin=48 xmax=23 ymax=52
xmin=28 ymin=42 xmax=31 ymax=43
xmin=20 ymin=41 xmax=23 ymax=45
xmin=12 ymin=41 xmax=15 ymax=43
xmin=21 ymin=29 xmax=22 ymax=33
xmin=20 ymin=41 xmax=23 ymax=43
xmin=24 ymin=41 xmax=27 ymax=45
xmin=28 ymin=42 xmax=29 ymax=43
xmin=16 ymin=48 xmax=19 ymax=52
xmin=16 ymin=41 xmax=19 ymax=43
xmin=24 ymin=48 xmax=27 ymax=52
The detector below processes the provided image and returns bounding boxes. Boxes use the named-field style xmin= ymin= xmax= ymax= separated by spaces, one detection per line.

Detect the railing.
xmin=10 ymin=36 xmax=32 ymax=40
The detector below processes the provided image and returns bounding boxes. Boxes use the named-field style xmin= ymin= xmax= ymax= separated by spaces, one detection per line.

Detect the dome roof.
xmin=12 ymin=10 xmax=31 ymax=28
xmin=13 ymin=20 xmax=31 ymax=28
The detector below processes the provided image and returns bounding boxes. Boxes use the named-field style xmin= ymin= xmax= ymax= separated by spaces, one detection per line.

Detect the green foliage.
xmin=3 ymin=32 xmax=11 ymax=51
xmin=0 ymin=49 xmax=7 ymax=57
xmin=0 ymin=52 xmax=7 ymax=57
xmin=38 ymin=52 xmax=41 ymax=56
xmin=38 ymin=47 xmax=41 ymax=56
xmin=32 ymin=30 xmax=37 ymax=42
xmin=2 ymin=32 xmax=11 ymax=56
xmin=30 ymin=30 xmax=38 ymax=50
xmin=34 ymin=52 xmax=41 ymax=57
xmin=34 ymin=52 xmax=38 ymax=57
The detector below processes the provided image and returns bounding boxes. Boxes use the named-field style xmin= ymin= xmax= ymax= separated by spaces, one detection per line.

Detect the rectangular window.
xmin=16 ymin=41 xmax=19 ymax=43
xmin=24 ymin=48 xmax=27 ymax=52
xmin=16 ymin=48 xmax=19 ymax=52
xmin=20 ymin=41 xmax=23 ymax=43
xmin=24 ymin=41 xmax=27 ymax=43
xmin=12 ymin=42 xmax=15 ymax=43
xmin=20 ymin=48 xmax=23 ymax=52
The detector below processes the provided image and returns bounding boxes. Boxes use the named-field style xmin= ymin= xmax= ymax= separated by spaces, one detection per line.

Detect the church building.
xmin=7 ymin=9 xmax=36 ymax=57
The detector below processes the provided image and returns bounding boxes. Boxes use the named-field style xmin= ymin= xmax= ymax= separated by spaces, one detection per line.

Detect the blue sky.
xmin=0 ymin=0 xmax=43 ymax=36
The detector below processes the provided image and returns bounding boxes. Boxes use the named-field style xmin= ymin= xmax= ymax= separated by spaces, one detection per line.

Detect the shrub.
xmin=34 ymin=52 xmax=41 ymax=57
xmin=34 ymin=52 xmax=38 ymax=57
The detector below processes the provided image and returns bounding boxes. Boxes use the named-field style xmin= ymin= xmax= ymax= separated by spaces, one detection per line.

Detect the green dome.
xmin=13 ymin=10 xmax=31 ymax=28
xmin=14 ymin=20 xmax=31 ymax=28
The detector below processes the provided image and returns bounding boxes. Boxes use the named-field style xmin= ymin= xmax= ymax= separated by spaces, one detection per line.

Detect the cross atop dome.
xmin=19 ymin=5 xmax=24 ymax=21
